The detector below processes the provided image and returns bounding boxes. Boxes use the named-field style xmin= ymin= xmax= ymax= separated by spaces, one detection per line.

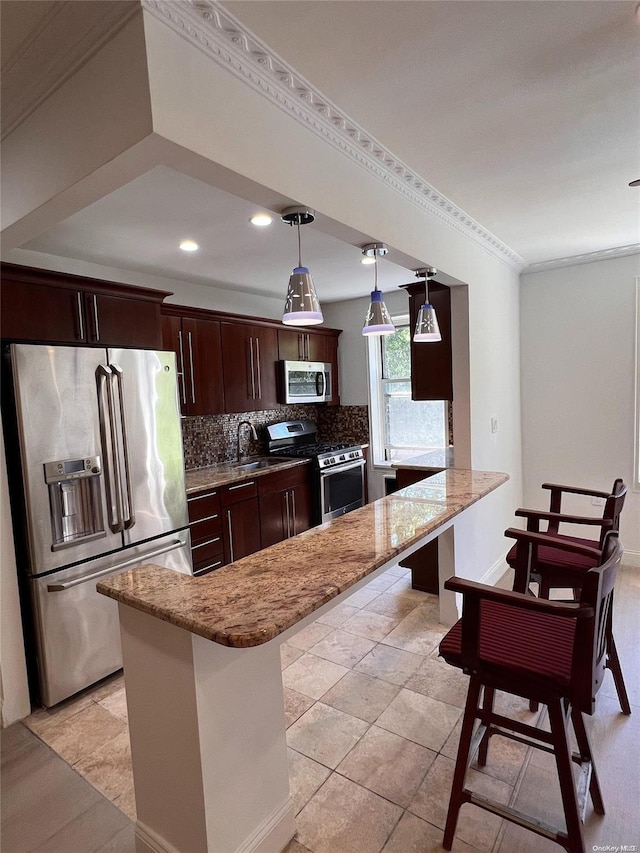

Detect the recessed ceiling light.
xmin=629 ymin=179 xmax=640 ymax=187
xmin=250 ymin=213 xmax=273 ymax=227
xmin=179 ymin=239 xmax=199 ymax=252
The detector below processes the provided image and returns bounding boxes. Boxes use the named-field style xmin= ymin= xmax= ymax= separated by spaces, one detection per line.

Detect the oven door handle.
xmin=319 ymin=458 xmax=364 ymax=476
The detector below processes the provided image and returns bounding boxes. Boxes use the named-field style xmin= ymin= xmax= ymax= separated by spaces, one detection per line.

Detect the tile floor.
xmin=3 ymin=560 xmax=639 ymax=853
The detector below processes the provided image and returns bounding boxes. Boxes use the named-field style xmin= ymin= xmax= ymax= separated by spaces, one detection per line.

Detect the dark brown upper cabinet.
xmin=402 ymin=279 xmax=453 ymax=402
xmin=220 ymin=322 xmax=279 ymax=413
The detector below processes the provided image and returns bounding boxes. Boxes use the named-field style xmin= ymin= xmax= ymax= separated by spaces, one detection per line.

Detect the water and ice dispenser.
xmin=44 ymin=456 xmax=105 ymax=550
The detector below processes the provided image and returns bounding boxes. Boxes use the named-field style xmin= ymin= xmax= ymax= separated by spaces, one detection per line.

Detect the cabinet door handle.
xmin=191 ymin=512 xmax=219 ymax=525
xmin=191 ymin=535 xmax=221 ymax=550
xmin=305 ymin=334 xmax=309 ymax=361
xmin=291 ymin=489 xmax=297 ymax=536
xmin=298 ymin=333 xmax=303 ymax=361
xmin=255 ymin=336 xmax=262 ymax=399
xmin=92 ymin=294 xmax=100 ymax=342
xmin=285 ymin=490 xmax=291 ymax=539
xmin=228 ymin=480 xmax=255 ymax=491
xmin=187 ymin=489 xmax=218 ymax=501
xmin=227 ymin=509 xmax=234 ymax=563
xmin=76 ymin=292 xmax=85 ymax=340
xmin=177 ymin=330 xmax=187 ymax=406
xmin=249 ymin=337 xmax=256 ymax=400
xmin=187 ymin=331 xmax=196 ymax=404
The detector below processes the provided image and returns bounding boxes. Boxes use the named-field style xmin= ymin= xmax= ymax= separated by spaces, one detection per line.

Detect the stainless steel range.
xmin=266 ymin=420 xmax=365 ymax=523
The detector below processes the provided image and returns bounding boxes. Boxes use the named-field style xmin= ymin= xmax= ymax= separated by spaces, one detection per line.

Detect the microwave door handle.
xmin=316 ymin=371 xmax=326 ymax=398
xmin=110 ymin=365 xmax=136 ymax=530
xmin=46 ymin=538 xmax=185 ymax=590
xmin=96 ymin=364 xmax=124 ymax=533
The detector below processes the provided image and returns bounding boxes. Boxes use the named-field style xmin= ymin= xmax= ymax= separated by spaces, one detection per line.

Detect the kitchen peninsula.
xmin=99 ymin=468 xmax=507 ymax=853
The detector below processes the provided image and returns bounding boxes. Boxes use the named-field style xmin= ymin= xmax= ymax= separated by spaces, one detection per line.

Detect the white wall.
xmin=521 ymin=253 xmax=640 ymax=561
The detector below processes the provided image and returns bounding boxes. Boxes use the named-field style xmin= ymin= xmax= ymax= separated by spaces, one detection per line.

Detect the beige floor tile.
xmin=315 ymin=602 xmax=360 ymax=628
xmin=364 ymin=572 xmax=399 ymax=592
xmin=337 ymin=725 xmax=435 ymax=808
xmin=354 ymin=644 xmax=423 ymax=686
xmin=74 ymin=730 xmax=133 ymax=802
xmin=282 ymin=653 xmax=349 ymax=700
xmin=281 ymin=643 xmax=305 ymax=670
xmin=283 ymin=687 xmax=316 ymax=728
xmin=384 ymin=577 xmax=434 ymax=602
xmin=405 ymin=656 xmax=470 ymax=709
xmin=286 ymin=703 xmax=369 ymax=769
xmin=340 ymin=610 xmax=400 ymax=642
xmin=409 ymin=753 xmax=512 ymax=852
xmin=89 ymin=672 xmax=125 ymax=701
xmin=283 ymin=838 xmax=313 ymax=853
xmin=381 ymin=810 xmax=476 ymax=853
xmin=287 ymin=622 xmax=334 ymax=651
xmin=296 ymin=773 xmax=402 ymax=853
xmin=321 ymin=670 xmax=400 ymax=723
xmin=35 ymin=703 xmax=128 ymax=768
xmin=98 ymin=686 xmax=129 ymax=723
xmin=24 ymin=692 xmax=95 ymax=739
xmin=287 ymin=748 xmax=331 ymax=814
xmin=309 ymin=628 xmax=377 ymax=668
xmin=363 ymin=591 xmax=422 ymax=621
xmin=376 ymin=688 xmax=461 ymax=752
xmin=379 ymin=607 xmax=445 ymax=656
xmin=343 ymin=587 xmax=381 ymax=608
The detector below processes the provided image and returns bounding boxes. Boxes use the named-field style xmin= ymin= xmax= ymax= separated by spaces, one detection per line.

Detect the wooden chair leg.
xmin=477 ymin=685 xmax=495 ymax=767
xmin=443 ymin=676 xmax=483 ymax=851
xmin=548 ymin=699 xmax=585 ymax=853
xmin=571 ymin=707 xmax=604 ymax=815
xmin=607 ymin=632 xmax=631 ymax=715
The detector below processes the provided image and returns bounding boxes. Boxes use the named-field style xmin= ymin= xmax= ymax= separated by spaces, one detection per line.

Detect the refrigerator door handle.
xmin=110 ymin=365 xmax=136 ymax=530
xmin=96 ymin=364 xmax=124 ymax=533
xmin=46 ymin=538 xmax=185 ymax=590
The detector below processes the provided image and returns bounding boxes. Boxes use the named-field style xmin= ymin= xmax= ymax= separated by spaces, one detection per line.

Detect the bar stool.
xmin=439 ymin=530 xmax=622 ymax=853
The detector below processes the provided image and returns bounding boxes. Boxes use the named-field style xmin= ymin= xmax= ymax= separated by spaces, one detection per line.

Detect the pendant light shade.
xmin=362 ymin=243 xmax=395 ymax=336
xmin=413 ymin=267 xmax=441 ymax=342
xmin=281 ymin=207 xmax=323 ymax=326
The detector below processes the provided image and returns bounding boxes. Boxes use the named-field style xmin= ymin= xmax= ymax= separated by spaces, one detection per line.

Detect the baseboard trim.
xmin=481 ymin=556 xmax=510 ymax=588
xmin=623 ymin=548 xmax=640 ymax=568
xmin=135 ymin=797 xmax=296 ymax=853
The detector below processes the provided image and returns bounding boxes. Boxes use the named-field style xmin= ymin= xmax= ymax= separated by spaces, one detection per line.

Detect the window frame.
xmin=634 ymin=277 xmax=640 ymax=491
xmin=367 ymin=314 xmax=448 ymax=467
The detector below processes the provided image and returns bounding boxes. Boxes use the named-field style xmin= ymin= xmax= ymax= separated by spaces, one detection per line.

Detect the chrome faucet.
xmin=236 ymin=420 xmax=258 ymax=461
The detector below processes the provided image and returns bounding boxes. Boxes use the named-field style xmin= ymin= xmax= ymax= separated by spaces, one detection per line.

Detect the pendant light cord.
xmin=374 ymin=255 xmax=379 ymax=292
xmin=297 ymin=219 xmax=302 ymax=268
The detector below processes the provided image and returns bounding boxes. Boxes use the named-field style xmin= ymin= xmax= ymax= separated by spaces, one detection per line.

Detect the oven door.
xmin=319 ymin=459 xmax=365 ymax=522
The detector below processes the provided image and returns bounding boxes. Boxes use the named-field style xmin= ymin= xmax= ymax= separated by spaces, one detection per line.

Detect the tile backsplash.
xmin=181 ymin=405 xmax=370 ymax=470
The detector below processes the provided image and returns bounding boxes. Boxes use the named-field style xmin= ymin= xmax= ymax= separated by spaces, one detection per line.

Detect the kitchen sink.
xmin=234 ymin=457 xmax=289 ymax=471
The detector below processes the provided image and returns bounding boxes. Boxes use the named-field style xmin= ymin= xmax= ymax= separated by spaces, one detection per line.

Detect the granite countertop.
xmin=392 ymin=447 xmax=455 ymax=471
xmin=184 ymin=457 xmax=310 ymax=493
xmin=99 ymin=468 xmax=508 ymax=648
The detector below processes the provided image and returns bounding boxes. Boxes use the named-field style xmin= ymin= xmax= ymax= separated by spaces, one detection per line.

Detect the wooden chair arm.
xmin=504 ymin=527 xmax=604 ymax=559
xmin=444 ymin=576 xmax=593 ymax=618
xmin=514 ymin=508 xmax=613 ymax=530
xmin=541 ymin=482 xmax=610 ymax=500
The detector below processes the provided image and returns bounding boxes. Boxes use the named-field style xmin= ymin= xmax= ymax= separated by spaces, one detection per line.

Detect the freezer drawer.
xmin=31 ymin=530 xmax=191 ymax=707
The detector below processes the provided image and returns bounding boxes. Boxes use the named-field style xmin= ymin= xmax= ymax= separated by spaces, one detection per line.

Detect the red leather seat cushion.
xmin=439 ymin=600 xmax=577 ymax=689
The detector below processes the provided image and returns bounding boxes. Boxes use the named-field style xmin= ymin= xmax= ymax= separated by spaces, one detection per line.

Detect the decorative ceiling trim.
xmin=141 ymin=0 xmax=526 ymax=273
xmin=523 ymin=243 xmax=640 ymax=275
xmin=1 ymin=1 xmax=139 ymax=141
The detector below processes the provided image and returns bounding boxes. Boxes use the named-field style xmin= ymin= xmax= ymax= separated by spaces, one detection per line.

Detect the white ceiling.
xmin=2 ymin=0 xmax=639 ymax=303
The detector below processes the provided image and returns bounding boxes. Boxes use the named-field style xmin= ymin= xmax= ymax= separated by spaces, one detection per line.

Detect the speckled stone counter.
xmin=99 ymin=468 xmax=507 ymax=648
xmin=184 ymin=457 xmax=310 ymax=493
xmin=392 ymin=447 xmax=455 ymax=471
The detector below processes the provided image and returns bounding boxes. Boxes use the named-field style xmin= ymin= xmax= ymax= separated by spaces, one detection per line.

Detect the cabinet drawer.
xmin=187 ymin=489 xmax=221 ymax=522
xmin=257 ymin=464 xmax=309 ymax=496
xmin=221 ymin=479 xmax=258 ymax=506
xmin=189 ymin=513 xmax=222 ymax=544
xmin=191 ymin=535 xmax=224 ymax=575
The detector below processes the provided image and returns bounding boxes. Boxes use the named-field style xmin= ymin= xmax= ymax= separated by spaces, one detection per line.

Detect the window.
xmin=368 ymin=316 xmax=447 ymax=465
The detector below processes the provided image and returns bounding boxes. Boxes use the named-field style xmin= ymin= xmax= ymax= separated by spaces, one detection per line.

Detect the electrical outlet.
xmin=490 ymin=417 xmax=499 ymax=434
xmin=591 ymin=496 xmax=605 ymax=507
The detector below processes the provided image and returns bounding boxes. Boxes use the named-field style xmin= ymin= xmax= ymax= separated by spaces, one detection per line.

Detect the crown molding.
xmin=141 ymin=0 xmax=526 ymax=273
xmin=1 ymin=1 xmax=139 ymax=141
xmin=523 ymin=244 xmax=640 ymax=275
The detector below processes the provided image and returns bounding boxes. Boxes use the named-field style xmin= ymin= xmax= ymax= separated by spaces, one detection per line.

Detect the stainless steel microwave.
xmin=279 ymin=361 xmax=332 ymax=404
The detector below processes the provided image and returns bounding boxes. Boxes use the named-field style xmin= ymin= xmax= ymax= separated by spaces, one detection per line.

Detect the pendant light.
xmin=362 ymin=243 xmax=395 ymax=336
xmin=281 ymin=206 xmax=323 ymax=326
xmin=413 ymin=267 xmax=441 ymax=342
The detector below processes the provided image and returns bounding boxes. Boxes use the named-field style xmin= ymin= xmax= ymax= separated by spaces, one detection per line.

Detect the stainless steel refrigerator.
xmin=7 ymin=343 xmax=192 ymax=707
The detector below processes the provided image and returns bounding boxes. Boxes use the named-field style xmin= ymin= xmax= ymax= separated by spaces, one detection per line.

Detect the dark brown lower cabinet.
xmin=395 ymin=466 xmax=444 ymax=593
xmin=187 ymin=488 xmax=224 ymax=576
xmin=222 ymin=497 xmax=262 ymax=564
xmin=259 ymin=465 xmax=313 ymax=548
